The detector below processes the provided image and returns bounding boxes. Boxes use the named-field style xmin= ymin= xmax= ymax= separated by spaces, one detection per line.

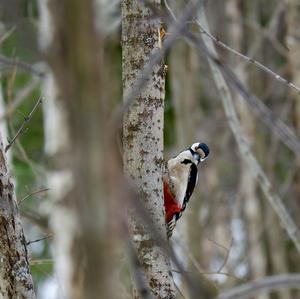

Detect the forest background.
xmin=1 ymin=0 xmax=300 ymax=298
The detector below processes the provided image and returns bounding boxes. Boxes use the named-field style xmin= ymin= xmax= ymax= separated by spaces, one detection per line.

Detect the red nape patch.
xmin=164 ymin=181 xmax=182 ymax=223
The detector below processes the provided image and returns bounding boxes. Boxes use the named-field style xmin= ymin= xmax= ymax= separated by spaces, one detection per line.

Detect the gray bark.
xmin=122 ymin=0 xmax=175 ymax=298
xmin=0 ymin=135 xmax=35 ymax=298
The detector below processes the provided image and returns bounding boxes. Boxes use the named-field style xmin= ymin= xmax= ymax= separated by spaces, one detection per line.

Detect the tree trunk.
xmin=122 ymin=0 xmax=175 ymax=298
xmin=39 ymin=1 xmax=118 ymax=298
xmin=0 ymin=133 xmax=35 ymax=298
xmin=287 ymin=0 xmax=300 ymax=220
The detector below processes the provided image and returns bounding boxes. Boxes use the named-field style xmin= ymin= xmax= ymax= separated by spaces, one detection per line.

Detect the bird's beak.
xmin=200 ymin=157 xmax=207 ymax=162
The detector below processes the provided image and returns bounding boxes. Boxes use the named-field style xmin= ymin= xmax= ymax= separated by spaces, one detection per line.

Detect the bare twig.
xmin=217 ymin=274 xmax=300 ymax=299
xmin=0 ymin=77 xmax=41 ymax=122
xmin=174 ymin=281 xmax=187 ymax=299
xmin=29 ymin=259 xmax=54 ymax=265
xmin=14 ymin=136 xmax=46 ymax=178
xmin=163 ymin=0 xmax=300 ymax=156
xmin=5 ymin=96 xmax=43 ymax=153
xmin=19 ymin=188 xmax=50 ymax=205
xmin=0 ymin=26 xmax=16 ymax=44
xmin=206 ymin=237 xmax=232 ymax=254
xmin=0 ymin=54 xmax=45 ymax=78
xmin=163 ymin=0 xmax=176 ymax=22
xmin=172 ymin=269 xmax=244 ymax=282
xmin=195 ymin=23 xmax=300 ymax=94
xmin=196 ymin=7 xmax=300 ymax=253
xmin=175 ymin=235 xmax=241 ymax=284
xmin=243 ymin=1 xmax=288 ymax=59
xmin=206 ymin=237 xmax=233 ymax=273
xmin=21 ymin=210 xmax=49 ymax=232
xmin=26 ymin=234 xmax=52 ymax=246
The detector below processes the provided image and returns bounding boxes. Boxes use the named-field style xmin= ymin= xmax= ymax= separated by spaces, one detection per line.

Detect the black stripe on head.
xmin=181 ymin=159 xmax=192 ymax=164
xmin=189 ymin=148 xmax=195 ymax=155
xmin=189 ymin=148 xmax=201 ymax=163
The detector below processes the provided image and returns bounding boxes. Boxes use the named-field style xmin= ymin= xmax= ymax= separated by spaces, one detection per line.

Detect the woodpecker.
xmin=163 ymin=142 xmax=209 ymax=238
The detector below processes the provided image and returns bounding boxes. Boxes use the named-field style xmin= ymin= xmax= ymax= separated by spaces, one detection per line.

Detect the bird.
xmin=163 ymin=142 xmax=209 ymax=238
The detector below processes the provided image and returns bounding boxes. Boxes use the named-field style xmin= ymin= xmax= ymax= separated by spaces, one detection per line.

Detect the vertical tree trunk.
xmin=122 ymin=0 xmax=175 ymax=298
xmin=0 ymin=133 xmax=35 ymax=298
xmin=39 ymin=1 xmax=118 ymax=298
xmin=266 ymin=210 xmax=291 ymax=299
xmin=285 ymin=0 xmax=300 ymax=286
xmin=287 ymin=0 xmax=300 ymax=217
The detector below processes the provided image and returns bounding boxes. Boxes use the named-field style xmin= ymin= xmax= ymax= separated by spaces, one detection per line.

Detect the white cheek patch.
xmin=197 ymin=148 xmax=206 ymax=160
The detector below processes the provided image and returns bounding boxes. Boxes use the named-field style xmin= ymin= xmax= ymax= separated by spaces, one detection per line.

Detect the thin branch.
xmin=202 ymin=236 xmax=234 ymax=273
xmin=0 ymin=26 xmax=16 ymax=44
xmin=4 ymin=87 xmax=46 ymax=178
xmin=29 ymin=259 xmax=54 ymax=265
xmin=175 ymin=235 xmax=241 ymax=284
xmin=0 ymin=77 xmax=41 ymax=122
xmin=280 ymin=165 xmax=298 ymax=198
xmin=217 ymin=274 xmax=300 ymax=299
xmin=19 ymin=188 xmax=50 ymax=205
xmin=163 ymin=0 xmax=300 ymax=156
xmin=26 ymin=234 xmax=52 ymax=246
xmin=201 ymin=272 xmax=244 ymax=282
xmin=206 ymin=237 xmax=233 ymax=255
xmin=174 ymin=281 xmax=187 ymax=299
xmin=166 ymin=0 xmax=290 ymax=91
xmin=163 ymin=0 xmax=176 ymax=22
xmin=21 ymin=210 xmax=49 ymax=232
xmin=196 ymin=7 xmax=300 ymax=253
xmin=14 ymin=136 xmax=46 ymax=178
xmin=0 ymin=54 xmax=45 ymax=78
xmin=243 ymin=1 xmax=288 ymax=59
xmin=5 ymin=96 xmax=43 ymax=153
xmin=217 ymin=239 xmax=233 ymax=273
xmin=172 ymin=269 xmax=244 ymax=282
xmin=195 ymin=23 xmax=300 ymax=94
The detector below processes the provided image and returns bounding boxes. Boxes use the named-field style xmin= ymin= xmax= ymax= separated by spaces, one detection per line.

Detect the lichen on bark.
xmin=0 ymin=137 xmax=35 ymax=299
xmin=122 ymin=0 xmax=175 ymax=298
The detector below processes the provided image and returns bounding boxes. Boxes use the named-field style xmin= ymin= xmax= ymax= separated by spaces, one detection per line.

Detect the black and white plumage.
xmin=164 ymin=142 xmax=209 ymax=238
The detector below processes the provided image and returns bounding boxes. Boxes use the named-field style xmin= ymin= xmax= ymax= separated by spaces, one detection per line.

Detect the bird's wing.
xmin=182 ymin=163 xmax=198 ymax=211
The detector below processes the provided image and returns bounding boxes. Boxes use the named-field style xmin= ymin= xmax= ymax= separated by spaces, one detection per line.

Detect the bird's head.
xmin=190 ymin=142 xmax=210 ymax=163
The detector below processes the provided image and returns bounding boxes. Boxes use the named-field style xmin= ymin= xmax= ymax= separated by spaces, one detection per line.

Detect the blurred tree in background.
xmin=1 ymin=0 xmax=300 ymax=298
